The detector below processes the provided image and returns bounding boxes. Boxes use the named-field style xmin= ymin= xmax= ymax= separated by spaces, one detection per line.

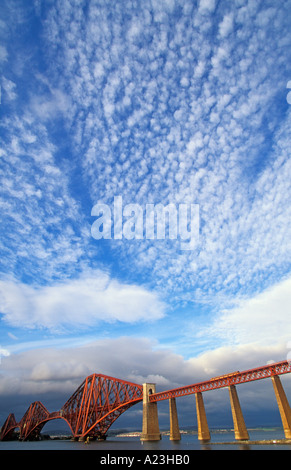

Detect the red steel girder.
xmin=149 ymin=360 xmax=291 ymax=402
xmin=2 ymin=361 xmax=290 ymax=441
xmin=0 ymin=374 xmax=143 ymax=441
xmin=60 ymin=374 xmax=143 ymax=438
xmin=19 ymin=401 xmax=50 ymax=440
xmin=0 ymin=413 xmax=18 ymax=441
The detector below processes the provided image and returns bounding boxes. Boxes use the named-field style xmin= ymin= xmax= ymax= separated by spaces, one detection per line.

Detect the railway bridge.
xmin=1 ymin=360 xmax=291 ymax=442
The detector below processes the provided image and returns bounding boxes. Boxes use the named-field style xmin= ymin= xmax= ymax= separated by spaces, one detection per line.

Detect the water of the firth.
xmin=0 ymin=427 xmax=290 ymax=451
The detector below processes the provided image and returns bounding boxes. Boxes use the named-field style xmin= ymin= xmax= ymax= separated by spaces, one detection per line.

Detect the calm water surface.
xmin=0 ymin=428 xmax=290 ymax=451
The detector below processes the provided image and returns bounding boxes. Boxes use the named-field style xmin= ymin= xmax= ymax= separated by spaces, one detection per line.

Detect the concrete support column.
xmin=228 ymin=385 xmax=249 ymax=440
xmin=169 ymin=397 xmax=181 ymax=441
xmin=141 ymin=383 xmax=161 ymax=441
xmin=195 ymin=392 xmax=211 ymax=441
xmin=271 ymin=375 xmax=291 ymax=439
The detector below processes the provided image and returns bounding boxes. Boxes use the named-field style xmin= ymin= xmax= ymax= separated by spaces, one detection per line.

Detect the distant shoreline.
xmin=4 ymin=426 xmax=290 ymax=446
xmin=113 ymin=431 xmax=291 ymax=446
xmin=212 ymin=439 xmax=291 ymax=446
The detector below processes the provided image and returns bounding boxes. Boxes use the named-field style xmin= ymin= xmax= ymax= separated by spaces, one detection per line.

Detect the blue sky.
xmin=1 ymin=0 xmax=291 ymax=429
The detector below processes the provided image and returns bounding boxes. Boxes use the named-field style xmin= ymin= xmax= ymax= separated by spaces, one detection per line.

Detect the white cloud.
xmin=0 ymin=108 xmax=89 ymax=282
xmin=0 ymin=346 xmax=10 ymax=363
xmin=198 ymin=0 xmax=216 ymax=14
xmin=0 ymin=271 xmax=166 ymax=329
xmin=204 ymin=277 xmax=291 ymax=347
xmin=1 ymin=77 xmax=17 ymax=100
xmin=0 ymin=45 xmax=8 ymax=62
xmin=0 ymin=337 xmax=187 ymax=396
xmin=187 ymin=342 xmax=290 ymax=378
xmin=30 ymin=88 xmax=71 ymax=121
xmin=218 ymin=13 xmax=234 ymax=37
xmin=93 ymin=62 xmax=105 ymax=79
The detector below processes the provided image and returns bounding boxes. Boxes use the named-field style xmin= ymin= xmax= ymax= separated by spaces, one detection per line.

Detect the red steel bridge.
xmin=1 ymin=360 xmax=291 ymax=442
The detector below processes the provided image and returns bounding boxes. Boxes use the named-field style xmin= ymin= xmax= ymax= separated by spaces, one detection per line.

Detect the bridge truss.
xmin=1 ymin=360 xmax=290 ymax=441
xmin=149 ymin=360 xmax=291 ymax=402
xmin=0 ymin=374 xmax=143 ymax=441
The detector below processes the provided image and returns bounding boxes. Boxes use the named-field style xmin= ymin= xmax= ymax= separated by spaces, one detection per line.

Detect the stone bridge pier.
xmin=140 ymin=374 xmax=291 ymax=442
xmin=140 ymin=383 xmax=161 ymax=441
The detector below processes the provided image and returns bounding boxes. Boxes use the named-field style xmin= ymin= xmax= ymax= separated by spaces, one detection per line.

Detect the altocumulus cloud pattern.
xmin=0 ymin=0 xmax=291 ymax=429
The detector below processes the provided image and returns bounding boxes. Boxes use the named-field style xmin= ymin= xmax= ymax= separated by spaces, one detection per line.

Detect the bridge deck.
xmin=149 ymin=360 xmax=291 ymax=402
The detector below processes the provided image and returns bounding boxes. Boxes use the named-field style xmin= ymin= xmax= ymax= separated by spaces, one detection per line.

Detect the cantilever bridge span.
xmin=1 ymin=360 xmax=291 ymax=442
xmin=0 ymin=374 xmax=143 ymax=441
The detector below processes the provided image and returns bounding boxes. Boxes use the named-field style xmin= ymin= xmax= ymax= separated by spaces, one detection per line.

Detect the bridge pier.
xmin=141 ymin=383 xmax=161 ymax=441
xmin=169 ymin=398 xmax=181 ymax=441
xmin=195 ymin=392 xmax=211 ymax=441
xmin=271 ymin=375 xmax=291 ymax=439
xmin=228 ymin=385 xmax=249 ymax=440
